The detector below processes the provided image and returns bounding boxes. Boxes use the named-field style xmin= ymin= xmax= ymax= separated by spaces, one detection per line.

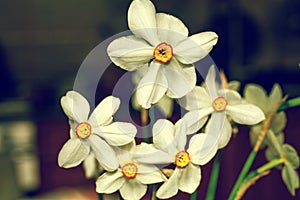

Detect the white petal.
xmin=107 ymin=36 xmax=154 ymax=71
xmin=60 ymin=91 xmax=90 ymax=122
xmin=136 ymin=168 xmax=167 ymax=184
xmin=156 ymin=95 xmax=174 ymax=117
xmin=120 ymin=179 xmax=147 ymax=200
xmin=204 ymin=65 xmax=220 ymax=99
xmin=174 ymin=32 xmax=218 ymax=64
xmin=180 ymin=108 xmax=212 ymax=135
xmin=216 ymin=119 xmax=232 ymax=149
xmin=96 ymin=122 xmax=136 ymax=146
xmin=156 ymin=168 xmax=181 ymax=199
xmin=227 ymin=104 xmax=265 ymax=125
xmin=153 ymin=119 xmax=177 ymax=154
xmin=225 ymin=89 xmax=242 ymax=105
xmin=58 ymin=138 xmax=89 ymax=168
xmin=96 ymin=171 xmax=125 ymax=194
xmin=156 ymin=13 xmax=188 ymax=45
xmin=89 ymin=96 xmax=120 ymax=127
xmin=188 ymin=134 xmax=218 ymax=166
xmin=133 ymin=145 xmax=174 ymax=164
xmin=178 ymin=164 xmax=201 ymax=193
xmin=174 ymin=120 xmax=187 ymax=150
xmin=83 ymin=154 xmax=101 ymax=179
xmin=128 ymin=0 xmax=159 ymax=46
xmin=164 ymin=59 xmax=196 ymax=98
xmin=88 ymin=135 xmax=119 ymax=172
xmin=177 ymin=86 xmax=212 ymax=110
xmin=136 ymin=62 xmax=168 ymax=109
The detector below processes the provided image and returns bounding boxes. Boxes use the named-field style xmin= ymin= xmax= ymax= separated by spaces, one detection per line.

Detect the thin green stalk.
xmin=277 ymin=97 xmax=300 ymax=112
xmin=256 ymin=158 xmax=285 ymax=174
xmin=228 ymin=150 xmax=257 ymax=200
xmin=190 ymin=190 xmax=198 ymax=200
xmin=205 ymin=150 xmax=222 ymax=200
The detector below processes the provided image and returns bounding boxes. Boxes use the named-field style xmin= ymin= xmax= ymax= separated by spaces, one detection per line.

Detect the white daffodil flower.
xmin=96 ymin=142 xmax=167 ymax=200
xmin=133 ymin=119 xmax=218 ymax=199
xmin=58 ymin=91 xmax=137 ymax=172
xmin=178 ymin=66 xmax=265 ymax=148
xmin=107 ymin=0 xmax=218 ymax=109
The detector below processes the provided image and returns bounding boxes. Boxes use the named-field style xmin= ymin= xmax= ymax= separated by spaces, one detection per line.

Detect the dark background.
xmin=0 ymin=0 xmax=299 ymax=199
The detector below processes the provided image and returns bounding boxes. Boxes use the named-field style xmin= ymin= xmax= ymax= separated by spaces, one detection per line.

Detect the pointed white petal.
xmin=88 ymin=135 xmax=119 ymax=172
xmin=204 ymin=65 xmax=220 ymax=99
xmin=136 ymin=62 xmax=168 ymax=109
xmin=128 ymin=0 xmax=159 ymax=46
xmin=96 ymin=171 xmax=125 ymax=194
xmin=180 ymin=109 xmax=212 ymax=135
xmin=188 ymin=134 xmax=218 ymax=165
xmin=58 ymin=138 xmax=89 ymax=168
xmin=107 ymin=36 xmax=154 ymax=71
xmin=174 ymin=32 xmax=218 ymax=64
xmin=60 ymin=91 xmax=90 ymax=122
xmin=89 ymin=96 xmax=120 ymax=127
xmin=174 ymin=120 xmax=187 ymax=150
xmin=83 ymin=154 xmax=101 ymax=179
xmin=225 ymin=89 xmax=242 ymax=105
xmin=120 ymin=179 xmax=147 ymax=200
xmin=96 ymin=122 xmax=136 ymax=146
xmin=164 ymin=59 xmax=196 ymax=98
xmin=153 ymin=119 xmax=177 ymax=154
xmin=217 ymin=119 xmax=232 ymax=149
xmin=227 ymin=104 xmax=265 ymax=125
xmin=156 ymin=168 xmax=181 ymax=199
xmin=156 ymin=13 xmax=188 ymax=45
xmin=177 ymin=86 xmax=212 ymax=110
xmin=133 ymin=144 xmax=174 ymax=164
xmin=178 ymin=164 xmax=201 ymax=193
xmin=136 ymin=168 xmax=167 ymax=184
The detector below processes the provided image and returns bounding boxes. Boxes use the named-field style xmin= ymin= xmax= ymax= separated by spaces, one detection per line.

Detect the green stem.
xmin=277 ymin=97 xmax=300 ymax=112
xmin=228 ymin=150 xmax=257 ymax=200
xmin=190 ymin=190 xmax=198 ymax=200
xmin=256 ymin=158 xmax=285 ymax=174
xmin=205 ymin=150 xmax=222 ymax=200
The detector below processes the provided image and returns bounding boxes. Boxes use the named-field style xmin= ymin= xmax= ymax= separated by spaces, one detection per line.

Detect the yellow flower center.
xmin=212 ymin=97 xmax=228 ymax=112
xmin=175 ymin=151 xmax=190 ymax=168
xmin=153 ymin=42 xmax=173 ymax=63
xmin=122 ymin=163 xmax=138 ymax=179
xmin=76 ymin=122 xmax=92 ymax=139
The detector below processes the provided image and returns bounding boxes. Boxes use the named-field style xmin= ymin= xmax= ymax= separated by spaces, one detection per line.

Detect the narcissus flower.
xmin=107 ymin=0 xmax=218 ymax=109
xmin=96 ymin=142 xmax=167 ymax=200
xmin=178 ymin=66 xmax=265 ymax=148
xmin=133 ymin=119 xmax=218 ymax=199
xmin=58 ymin=91 xmax=137 ymax=171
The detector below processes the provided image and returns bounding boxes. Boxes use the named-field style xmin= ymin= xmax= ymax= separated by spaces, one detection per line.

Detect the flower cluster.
xmin=57 ymin=0 xmax=276 ymax=199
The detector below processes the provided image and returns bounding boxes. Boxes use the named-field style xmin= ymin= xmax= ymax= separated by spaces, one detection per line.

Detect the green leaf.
xmin=281 ymin=164 xmax=300 ymax=196
xmin=283 ymin=144 xmax=300 ymax=169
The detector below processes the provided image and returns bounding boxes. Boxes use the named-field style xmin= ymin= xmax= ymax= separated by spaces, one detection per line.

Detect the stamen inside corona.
xmin=122 ymin=163 xmax=138 ymax=179
xmin=175 ymin=151 xmax=190 ymax=168
xmin=153 ymin=42 xmax=173 ymax=63
xmin=76 ymin=122 xmax=92 ymax=139
xmin=212 ymin=97 xmax=228 ymax=112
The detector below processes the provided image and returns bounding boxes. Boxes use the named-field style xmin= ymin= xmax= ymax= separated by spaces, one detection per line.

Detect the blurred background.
xmin=0 ymin=0 xmax=299 ymax=199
